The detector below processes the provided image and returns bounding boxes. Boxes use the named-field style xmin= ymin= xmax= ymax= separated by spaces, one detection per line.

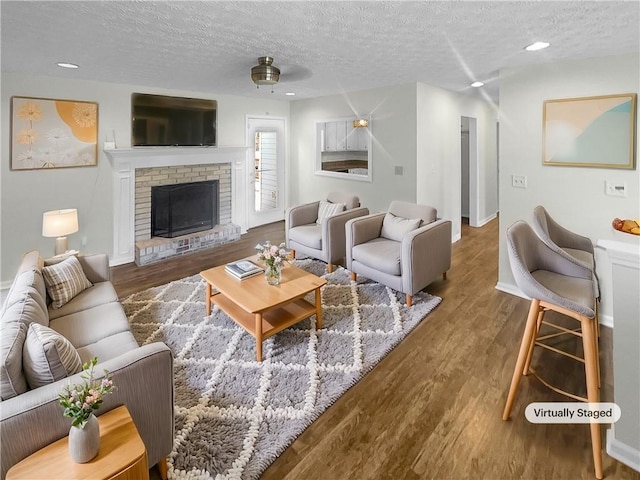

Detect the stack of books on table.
xmin=225 ymin=260 xmax=264 ymax=280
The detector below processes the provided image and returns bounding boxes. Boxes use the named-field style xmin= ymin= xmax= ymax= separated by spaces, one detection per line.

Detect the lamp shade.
xmin=42 ymin=209 xmax=79 ymax=237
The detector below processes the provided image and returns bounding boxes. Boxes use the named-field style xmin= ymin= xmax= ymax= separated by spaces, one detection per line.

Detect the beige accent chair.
xmin=345 ymin=201 xmax=451 ymax=306
xmin=286 ymin=192 xmax=369 ymax=273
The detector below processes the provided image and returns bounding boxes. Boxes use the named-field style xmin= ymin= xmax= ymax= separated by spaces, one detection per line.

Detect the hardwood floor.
xmin=111 ymin=221 xmax=285 ymax=298
xmin=112 ymin=219 xmax=639 ymax=480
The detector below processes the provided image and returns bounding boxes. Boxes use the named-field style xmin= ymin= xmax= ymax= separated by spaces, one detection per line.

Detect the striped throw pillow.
xmin=316 ymin=200 xmax=346 ymax=224
xmin=23 ymin=322 xmax=82 ymax=389
xmin=42 ymin=256 xmax=92 ymax=309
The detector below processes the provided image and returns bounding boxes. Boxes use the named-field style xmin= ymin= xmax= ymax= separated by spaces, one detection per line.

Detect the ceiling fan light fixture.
xmin=470 ymin=81 xmax=484 ymax=88
xmin=251 ymin=56 xmax=280 ymax=89
xmin=353 ymin=119 xmax=369 ymax=128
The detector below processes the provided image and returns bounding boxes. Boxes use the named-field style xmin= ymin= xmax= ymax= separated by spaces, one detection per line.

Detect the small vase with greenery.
xmin=59 ymin=357 xmax=115 ymax=463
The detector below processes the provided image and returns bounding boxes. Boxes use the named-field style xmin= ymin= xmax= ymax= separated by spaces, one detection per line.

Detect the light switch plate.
xmin=605 ymin=181 xmax=626 ymax=197
xmin=512 ymin=174 xmax=527 ymax=188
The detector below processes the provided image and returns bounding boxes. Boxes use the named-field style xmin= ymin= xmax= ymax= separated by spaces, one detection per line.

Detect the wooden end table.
xmin=201 ymin=260 xmax=326 ymax=361
xmin=7 ymin=405 xmax=149 ymax=480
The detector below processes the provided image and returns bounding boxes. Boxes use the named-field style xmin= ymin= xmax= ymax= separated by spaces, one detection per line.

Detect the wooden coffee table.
xmin=200 ymin=260 xmax=326 ymax=361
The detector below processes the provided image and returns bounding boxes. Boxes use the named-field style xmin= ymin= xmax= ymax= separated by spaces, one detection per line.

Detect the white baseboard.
xmin=474 ymin=212 xmax=498 ymax=228
xmin=1 ymin=280 xmax=12 ymax=290
xmin=599 ymin=313 xmax=613 ymax=328
xmin=607 ymin=428 xmax=640 ymax=473
xmin=495 ymin=281 xmax=527 ymax=299
xmin=109 ymin=256 xmax=134 ymax=267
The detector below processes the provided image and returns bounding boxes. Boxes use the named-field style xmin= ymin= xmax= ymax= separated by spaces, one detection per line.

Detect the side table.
xmin=7 ymin=405 xmax=149 ymax=480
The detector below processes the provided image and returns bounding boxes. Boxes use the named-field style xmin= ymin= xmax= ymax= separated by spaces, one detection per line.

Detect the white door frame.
xmin=245 ymin=116 xmax=286 ymax=229
xmin=461 ymin=115 xmax=480 ymax=228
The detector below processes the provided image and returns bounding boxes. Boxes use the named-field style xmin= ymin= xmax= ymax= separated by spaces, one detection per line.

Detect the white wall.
xmin=289 ymin=84 xmax=417 ymax=214
xmin=416 ymin=83 xmax=499 ymax=241
xmin=289 ymin=82 xmax=497 ymax=241
xmin=1 ymin=72 xmax=289 ymax=283
xmin=497 ymin=53 xmax=640 ymax=323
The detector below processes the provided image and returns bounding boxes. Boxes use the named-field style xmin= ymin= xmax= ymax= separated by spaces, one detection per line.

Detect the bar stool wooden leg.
xmin=592 ymin=317 xmax=601 ymax=388
xmin=582 ymin=315 xmax=603 ymax=480
xmin=503 ymin=299 xmax=541 ymax=420
xmin=523 ymin=307 xmax=545 ymax=376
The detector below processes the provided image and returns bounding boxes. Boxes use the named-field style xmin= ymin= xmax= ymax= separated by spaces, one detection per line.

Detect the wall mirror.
xmin=315 ymin=116 xmax=371 ymax=181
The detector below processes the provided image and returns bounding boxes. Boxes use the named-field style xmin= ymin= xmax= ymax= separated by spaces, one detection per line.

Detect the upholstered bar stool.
xmin=533 ymin=205 xmax=600 ymax=296
xmin=502 ymin=221 xmax=602 ymax=479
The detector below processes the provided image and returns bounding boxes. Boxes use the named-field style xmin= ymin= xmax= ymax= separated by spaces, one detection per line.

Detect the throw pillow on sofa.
xmin=381 ymin=212 xmax=422 ymax=242
xmin=42 ymin=255 xmax=92 ymax=309
xmin=23 ymin=322 xmax=82 ymax=389
xmin=0 ymin=321 xmax=29 ymax=400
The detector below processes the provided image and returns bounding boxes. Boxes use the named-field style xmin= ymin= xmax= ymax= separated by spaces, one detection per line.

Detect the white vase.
xmin=68 ymin=414 xmax=100 ymax=463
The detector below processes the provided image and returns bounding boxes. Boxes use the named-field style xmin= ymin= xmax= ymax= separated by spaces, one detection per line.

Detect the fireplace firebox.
xmin=151 ymin=180 xmax=219 ymax=238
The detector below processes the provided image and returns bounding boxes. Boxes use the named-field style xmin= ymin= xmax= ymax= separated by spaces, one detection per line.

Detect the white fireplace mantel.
xmin=105 ymin=146 xmax=250 ymax=265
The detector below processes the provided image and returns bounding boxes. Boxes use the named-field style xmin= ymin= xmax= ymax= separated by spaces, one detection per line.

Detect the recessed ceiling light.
xmin=285 ymin=92 xmax=296 ymax=96
xmin=470 ymin=81 xmax=484 ymax=88
xmin=525 ymin=41 xmax=550 ymax=51
xmin=57 ymin=62 xmax=79 ymax=69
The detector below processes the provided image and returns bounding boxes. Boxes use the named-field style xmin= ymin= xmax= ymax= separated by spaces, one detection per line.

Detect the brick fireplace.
xmin=133 ymin=163 xmax=239 ymax=265
xmin=105 ymin=147 xmax=249 ymax=266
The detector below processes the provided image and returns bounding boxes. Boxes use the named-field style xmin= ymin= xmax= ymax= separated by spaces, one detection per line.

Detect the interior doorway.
xmin=246 ymin=117 xmax=286 ymax=228
xmin=460 ymin=116 xmax=479 ymax=230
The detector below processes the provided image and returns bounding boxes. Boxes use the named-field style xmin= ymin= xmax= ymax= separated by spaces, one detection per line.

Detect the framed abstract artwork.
xmin=10 ymin=96 xmax=98 ymax=170
xmin=543 ymin=93 xmax=636 ymax=169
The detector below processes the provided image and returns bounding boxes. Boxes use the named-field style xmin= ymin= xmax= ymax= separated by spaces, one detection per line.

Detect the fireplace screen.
xmin=151 ymin=180 xmax=219 ymax=238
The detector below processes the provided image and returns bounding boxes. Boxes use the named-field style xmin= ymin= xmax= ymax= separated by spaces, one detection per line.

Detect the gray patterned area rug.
xmin=122 ymin=259 xmax=441 ymax=480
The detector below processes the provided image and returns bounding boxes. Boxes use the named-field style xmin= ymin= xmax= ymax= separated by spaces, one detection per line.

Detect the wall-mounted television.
xmin=132 ymin=93 xmax=217 ymax=147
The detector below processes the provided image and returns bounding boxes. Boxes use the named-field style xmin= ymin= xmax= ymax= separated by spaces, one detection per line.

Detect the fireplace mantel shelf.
xmin=105 ymin=146 xmax=249 ymax=164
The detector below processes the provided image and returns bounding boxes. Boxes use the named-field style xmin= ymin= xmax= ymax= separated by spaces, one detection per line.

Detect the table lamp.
xmin=42 ymin=209 xmax=79 ymax=255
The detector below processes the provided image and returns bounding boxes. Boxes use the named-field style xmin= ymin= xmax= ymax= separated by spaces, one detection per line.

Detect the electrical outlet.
xmin=271 ymin=191 xmax=277 ymax=200
xmin=605 ymin=181 xmax=627 ymax=197
xmin=512 ymin=174 xmax=527 ymax=188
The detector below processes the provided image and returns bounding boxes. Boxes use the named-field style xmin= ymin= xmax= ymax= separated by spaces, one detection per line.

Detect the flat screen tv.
xmin=132 ymin=93 xmax=217 ymax=146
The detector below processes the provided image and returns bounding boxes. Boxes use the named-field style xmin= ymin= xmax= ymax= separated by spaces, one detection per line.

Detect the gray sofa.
xmin=0 ymin=251 xmax=173 ymax=479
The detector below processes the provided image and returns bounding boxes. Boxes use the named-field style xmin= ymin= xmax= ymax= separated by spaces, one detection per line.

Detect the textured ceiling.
xmin=1 ymin=1 xmax=638 ymax=103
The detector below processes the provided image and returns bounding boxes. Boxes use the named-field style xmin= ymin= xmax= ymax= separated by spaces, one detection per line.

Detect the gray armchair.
xmin=286 ymin=192 xmax=369 ymax=273
xmin=345 ymin=201 xmax=451 ymax=306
